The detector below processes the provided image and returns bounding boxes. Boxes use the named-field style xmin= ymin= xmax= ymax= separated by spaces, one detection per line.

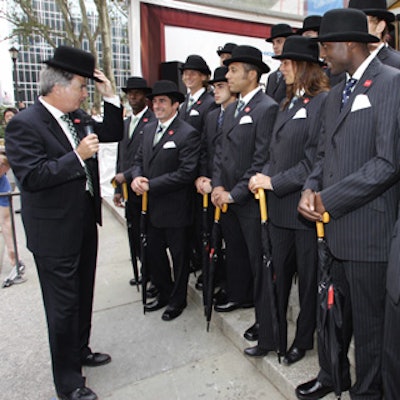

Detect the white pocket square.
xmin=239 ymin=115 xmax=253 ymax=124
xmin=189 ymin=109 xmax=200 ymax=116
xmin=292 ymin=107 xmax=307 ymax=119
xmin=351 ymin=94 xmax=371 ymax=112
xmin=163 ymin=141 xmax=177 ymax=149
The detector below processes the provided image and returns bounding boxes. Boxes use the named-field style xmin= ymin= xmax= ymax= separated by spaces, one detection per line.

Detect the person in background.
xmin=5 ymin=45 xmax=123 ymax=400
xmin=217 ymin=42 xmax=238 ymax=66
xmin=246 ymin=36 xmax=329 ymax=362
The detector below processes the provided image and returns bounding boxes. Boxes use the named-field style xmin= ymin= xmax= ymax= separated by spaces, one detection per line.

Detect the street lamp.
xmin=8 ymin=43 xmax=20 ymax=108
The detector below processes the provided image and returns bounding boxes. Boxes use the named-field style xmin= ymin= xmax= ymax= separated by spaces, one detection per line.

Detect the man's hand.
xmin=113 ymin=173 xmax=126 ymax=185
xmin=76 ymin=133 xmax=99 ymax=160
xmin=113 ymin=193 xmax=124 ymax=208
xmin=248 ymin=173 xmax=272 ymax=193
xmin=195 ymin=176 xmax=212 ymax=195
xmin=131 ymin=176 xmax=149 ymax=195
xmin=94 ymin=69 xmax=115 ymax=98
xmin=211 ymin=186 xmax=232 ymax=208
xmin=315 ymin=192 xmax=326 ymax=215
xmin=298 ymin=189 xmax=322 ymax=222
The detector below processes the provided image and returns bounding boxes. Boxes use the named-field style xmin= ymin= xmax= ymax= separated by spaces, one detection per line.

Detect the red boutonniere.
xmin=168 ymin=130 xmax=174 ymax=136
xmin=143 ymin=118 xmax=149 ymax=123
xmin=363 ymin=80 xmax=372 ymax=88
xmin=303 ymin=98 xmax=310 ymax=104
xmin=73 ymin=118 xmax=81 ymax=124
xmin=244 ymin=107 xmax=251 ymax=113
xmin=196 ymin=100 xmax=202 ymax=105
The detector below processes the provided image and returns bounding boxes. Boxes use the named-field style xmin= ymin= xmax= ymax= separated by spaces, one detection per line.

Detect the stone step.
xmin=103 ymin=196 xmax=354 ymax=400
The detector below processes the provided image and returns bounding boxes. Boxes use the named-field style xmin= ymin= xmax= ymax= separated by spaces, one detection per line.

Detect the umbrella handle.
xmin=142 ymin=191 xmax=148 ymax=212
xmin=111 ymin=178 xmax=117 ymax=189
xmin=122 ymin=182 xmax=129 ymax=201
xmin=255 ymin=188 xmax=267 ymax=222
xmin=316 ymin=212 xmax=330 ymax=238
xmin=221 ymin=203 xmax=228 ymax=213
xmin=203 ymin=193 xmax=208 ymax=208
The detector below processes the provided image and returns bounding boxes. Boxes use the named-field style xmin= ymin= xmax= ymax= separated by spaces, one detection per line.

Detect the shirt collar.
xmin=39 ymin=96 xmax=65 ymax=121
xmin=188 ymin=87 xmax=206 ymax=103
xmin=159 ymin=112 xmax=178 ymax=130
xmin=132 ymin=106 xmax=148 ymax=121
xmin=346 ymin=51 xmax=376 ymax=82
xmin=239 ymin=86 xmax=261 ymax=107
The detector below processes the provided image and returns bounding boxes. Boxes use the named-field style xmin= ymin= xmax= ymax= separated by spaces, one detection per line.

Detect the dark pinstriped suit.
xmin=257 ymin=92 xmax=328 ymax=354
xmin=132 ymin=116 xmax=200 ymax=307
xmin=213 ymin=89 xmax=278 ymax=317
xmin=377 ymin=45 xmax=400 ymax=69
xmin=305 ymin=57 xmax=400 ymax=397
xmin=265 ymin=70 xmax=287 ymax=103
xmin=115 ymin=108 xmax=155 ymax=260
xmin=383 ymin=206 xmax=400 ymax=399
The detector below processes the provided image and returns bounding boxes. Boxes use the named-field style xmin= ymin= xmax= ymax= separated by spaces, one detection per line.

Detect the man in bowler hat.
xmin=217 ymin=42 xmax=238 ymax=66
xmin=296 ymin=9 xmax=400 ymax=399
xmin=112 ymin=77 xmax=155 ymax=286
xmin=349 ymin=0 xmax=400 ymax=69
xmin=265 ymin=23 xmax=296 ymax=103
xmin=211 ymin=45 xmax=278 ymax=342
xmin=131 ymin=80 xmax=200 ymax=321
xmin=5 ymin=45 xmax=123 ymax=400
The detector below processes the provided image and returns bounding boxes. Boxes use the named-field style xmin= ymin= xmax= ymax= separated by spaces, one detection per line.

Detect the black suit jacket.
xmin=132 ymin=116 xmax=200 ymax=228
xmin=115 ymin=108 xmax=155 ymax=199
xmin=265 ymin=92 xmax=328 ymax=230
xmin=305 ymin=57 xmax=400 ymax=262
xmin=5 ymin=100 xmax=123 ymax=257
xmin=179 ymin=91 xmax=216 ymax=133
xmin=265 ymin=70 xmax=287 ymax=103
xmin=377 ymin=45 xmax=400 ymax=69
xmin=214 ymin=89 xmax=278 ymax=216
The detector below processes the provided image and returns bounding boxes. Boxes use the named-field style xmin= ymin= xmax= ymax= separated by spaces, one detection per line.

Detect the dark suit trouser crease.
xmin=146 ymin=222 xmax=190 ymax=307
xmin=258 ymin=224 xmax=317 ymax=353
xmin=220 ymin=208 xmax=262 ymax=317
xmin=125 ymin=193 xmax=142 ymax=266
xmin=317 ymin=260 xmax=386 ymax=400
xmin=382 ymin=294 xmax=400 ymax=400
xmin=35 ymin=193 xmax=98 ymax=395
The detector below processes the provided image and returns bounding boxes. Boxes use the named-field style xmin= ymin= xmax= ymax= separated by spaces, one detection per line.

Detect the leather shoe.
xmin=144 ymin=297 xmax=168 ymax=312
xmin=244 ymin=345 xmax=268 ymax=358
xmin=129 ymin=276 xmax=142 ymax=286
xmin=195 ymin=273 xmax=203 ymax=291
xmin=295 ymin=378 xmax=333 ymax=400
xmin=161 ymin=304 xmax=186 ymax=321
xmin=58 ymin=386 xmax=98 ymax=400
xmin=146 ymin=284 xmax=159 ymax=299
xmin=214 ymin=301 xmax=254 ymax=312
xmin=244 ymin=323 xmax=259 ymax=341
xmin=81 ymin=352 xmax=111 ymax=367
xmin=283 ymin=346 xmax=305 ymax=365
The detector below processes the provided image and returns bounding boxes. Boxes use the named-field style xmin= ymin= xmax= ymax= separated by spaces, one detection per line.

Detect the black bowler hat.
xmin=266 ymin=23 xmax=296 ymax=42
xmin=224 ymin=45 xmax=270 ymax=74
xmin=297 ymin=15 xmax=322 ymax=35
xmin=315 ymin=8 xmax=380 ymax=43
xmin=217 ymin=43 xmax=238 ymax=56
xmin=273 ymin=36 xmax=324 ymax=65
xmin=348 ymin=0 xmax=395 ymax=24
xmin=147 ymin=80 xmax=185 ymax=103
xmin=209 ymin=66 xmax=229 ymax=84
xmin=180 ymin=55 xmax=211 ymax=75
xmin=43 ymin=45 xmax=101 ymax=82
xmin=122 ymin=77 xmax=151 ymax=94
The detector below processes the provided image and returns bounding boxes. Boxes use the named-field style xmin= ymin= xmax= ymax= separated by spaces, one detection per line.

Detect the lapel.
xmin=330 ymin=58 xmax=381 ymax=139
xmin=273 ymin=96 xmax=311 ymax=134
xmin=186 ymin=91 xmax=207 ymax=115
xmin=226 ymin=90 xmax=263 ymax=138
xmin=149 ymin=117 xmax=179 ymax=162
xmin=131 ymin=110 xmax=152 ymax=143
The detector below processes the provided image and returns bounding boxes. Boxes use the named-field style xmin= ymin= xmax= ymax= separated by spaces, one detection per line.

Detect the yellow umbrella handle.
xmin=122 ymin=182 xmax=128 ymax=201
xmin=214 ymin=206 xmax=221 ymax=221
xmin=111 ymin=178 xmax=117 ymax=189
xmin=221 ymin=203 xmax=228 ymax=213
xmin=256 ymin=188 xmax=267 ymax=222
xmin=316 ymin=212 xmax=330 ymax=238
xmin=142 ymin=191 xmax=148 ymax=213
xmin=203 ymin=193 xmax=208 ymax=208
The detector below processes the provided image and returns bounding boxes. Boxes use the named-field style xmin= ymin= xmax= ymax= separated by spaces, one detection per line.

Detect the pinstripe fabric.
xmin=305 ymin=58 xmax=400 ymax=262
xmin=377 ymin=46 xmax=400 ymax=69
xmin=265 ymin=69 xmax=287 ymax=103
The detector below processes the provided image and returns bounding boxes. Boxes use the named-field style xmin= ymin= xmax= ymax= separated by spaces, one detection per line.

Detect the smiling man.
xmin=131 ymin=80 xmax=200 ymax=322
xmin=5 ymin=45 xmax=123 ymax=400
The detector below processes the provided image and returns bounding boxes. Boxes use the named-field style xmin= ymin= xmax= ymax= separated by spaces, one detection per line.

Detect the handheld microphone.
xmin=82 ymin=116 xmax=97 ymax=159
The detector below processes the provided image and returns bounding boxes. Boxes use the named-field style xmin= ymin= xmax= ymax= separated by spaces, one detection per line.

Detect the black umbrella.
xmin=206 ymin=203 xmax=227 ymax=331
xmin=111 ymin=179 xmax=140 ymax=291
xmin=201 ymin=194 xmax=210 ymax=312
xmin=140 ymin=191 xmax=149 ymax=314
xmin=256 ymin=188 xmax=281 ymax=363
xmin=316 ymin=212 xmax=343 ymax=399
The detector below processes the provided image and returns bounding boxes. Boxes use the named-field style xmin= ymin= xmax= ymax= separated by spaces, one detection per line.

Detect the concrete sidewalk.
xmin=0 ymin=196 xmax=289 ymax=400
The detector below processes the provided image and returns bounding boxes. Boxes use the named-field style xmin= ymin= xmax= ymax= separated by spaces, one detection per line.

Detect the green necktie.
xmin=61 ymin=114 xmax=94 ymax=196
xmin=235 ymin=99 xmax=245 ymax=117
xmin=129 ymin=115 xmax=139 ymax=138
xmin=153 ymin=124 xmax=165 ymax=147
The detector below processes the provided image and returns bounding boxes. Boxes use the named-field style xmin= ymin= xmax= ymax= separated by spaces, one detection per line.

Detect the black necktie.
xmin=217 ymin=109 xmax=224 ymax=129
xmin=341 ymin=78 xmax=357 ymax=109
